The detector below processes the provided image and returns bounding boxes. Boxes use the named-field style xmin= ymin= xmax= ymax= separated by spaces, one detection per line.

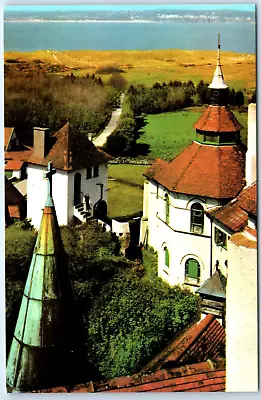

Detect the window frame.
xmin=163 ymin=246 xmax=170 ymax=275
xmin=214 ymin=227 xmax=227 ymax=250
xmin=185 ymin=258 xmax=201 ymax=284
xmin=93 ymin=165 xmax=99 ymax=178
xmin=165 ymin=193 xmax=170 ymax=225
xmin=86 ymin=167 xmax=92 ymax=179
xmin=190 ymin=202 xmax=204 ymax=234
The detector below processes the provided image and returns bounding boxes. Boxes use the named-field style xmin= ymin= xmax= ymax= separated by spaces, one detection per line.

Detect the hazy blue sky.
xmin=5 ymin=4 xmax=256 ymax=12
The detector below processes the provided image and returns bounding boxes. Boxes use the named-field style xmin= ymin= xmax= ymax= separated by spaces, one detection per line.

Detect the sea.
xmin=4 ymin=20 xmax=256 ymax=54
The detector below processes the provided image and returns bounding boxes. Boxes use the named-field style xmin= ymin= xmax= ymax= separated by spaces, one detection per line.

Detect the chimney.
xmin=246 ymin=103 xmax=256 ymax=186
xmin=33 ymin=127 xmax=49 ymax=159
xmin=88 ymin=132 xmax=93 ymax=142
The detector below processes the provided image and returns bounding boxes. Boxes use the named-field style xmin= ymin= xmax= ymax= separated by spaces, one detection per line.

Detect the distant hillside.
xmin=4 ymin=49 xmax=256 ymax=90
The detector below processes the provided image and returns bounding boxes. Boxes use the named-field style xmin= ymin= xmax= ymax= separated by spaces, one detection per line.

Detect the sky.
xmin=4 ymin=4 xmax=256 ymax=12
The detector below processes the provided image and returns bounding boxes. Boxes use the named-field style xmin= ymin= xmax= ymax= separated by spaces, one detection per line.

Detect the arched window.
xmin=185 ymin=258 xmax=201 ymax=284
xmin=190 ymin=203 xmax=204 ymax=234
xmin=165 ymin=193 xmax=170 ymax=224
xmin=164 ymin=247 xmax=170 ymax=268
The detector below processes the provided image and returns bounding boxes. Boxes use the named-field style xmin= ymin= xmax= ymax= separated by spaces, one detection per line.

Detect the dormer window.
xmin=190 ymin=203 xmax=204 ymax=234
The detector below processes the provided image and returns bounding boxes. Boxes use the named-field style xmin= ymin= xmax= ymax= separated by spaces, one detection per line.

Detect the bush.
xmin=87 ymin=269 xmax=200 ymax=378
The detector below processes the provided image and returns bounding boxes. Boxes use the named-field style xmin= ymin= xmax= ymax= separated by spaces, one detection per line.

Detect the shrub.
xmin=87 ymin=269 xmax=200 ymax=378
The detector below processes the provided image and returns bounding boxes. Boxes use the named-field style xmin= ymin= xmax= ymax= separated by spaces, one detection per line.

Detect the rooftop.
xmin=27 ymin=122 xmax=111 ymax=171
xmin=144 ymin=141 xmax=245 ymax=199
xmin=193 ymin=105 xmax=242 ymax=133
xmin=38 ymin=360 xmax=225 ymax=393
xmin=207 ymin=182 xmax=256 ymax=232
xmin=196 ymin=270 xmax=226 ymax=299
xmin=36 ymin=314 xmax=226 ymax=393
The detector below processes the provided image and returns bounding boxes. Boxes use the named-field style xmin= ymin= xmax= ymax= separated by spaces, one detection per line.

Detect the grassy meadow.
xmin=107 ymin=164 xmax=148 ymax=218
xmin=5 ymin=48 xmax=256 ymax=90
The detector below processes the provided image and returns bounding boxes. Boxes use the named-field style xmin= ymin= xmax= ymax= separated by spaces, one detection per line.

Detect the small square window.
xmin=93 ymin=165 xmax=99 ymax=177
xmin=214 ymin=227 xmax=227 ymax=249
xmin=86 ymin=167 xmax=92 ymax=179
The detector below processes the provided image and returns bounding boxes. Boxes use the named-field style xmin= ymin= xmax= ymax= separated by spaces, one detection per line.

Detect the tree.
xmin=234 ymin=90 xmax=245 ymax=107
xmin=108 ymin=72 xmax=127 ymax=91
xmin=87 ymin=269 xmax=200 ymax=378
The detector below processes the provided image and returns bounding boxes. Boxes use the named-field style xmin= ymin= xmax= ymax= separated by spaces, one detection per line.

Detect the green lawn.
xmin=107 ymin=179 xmax=144 ymax=219
xmin=138 ymin=111 xmax=201 ymax=161
xmin=138 ymin=109 xmax=248 ymax=161
xmin=108 ymin=164 xmax=148 ymax=187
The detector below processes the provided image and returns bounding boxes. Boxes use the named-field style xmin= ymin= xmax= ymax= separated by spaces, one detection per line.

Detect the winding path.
xmin=93 ymin=93 xmax=125 ymax=147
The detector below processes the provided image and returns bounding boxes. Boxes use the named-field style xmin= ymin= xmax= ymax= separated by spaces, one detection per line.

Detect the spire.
xmin=6 ymin=162 xmax=84 ymax=392
xmin=209 ymin=33 xmax=228 ymax=90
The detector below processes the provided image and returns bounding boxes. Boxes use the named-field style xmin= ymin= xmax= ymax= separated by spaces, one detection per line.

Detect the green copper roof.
xmin=6 ymin=164 xmax=83 ymax=392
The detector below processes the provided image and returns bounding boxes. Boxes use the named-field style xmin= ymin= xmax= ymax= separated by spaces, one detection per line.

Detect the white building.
xmin=26 ymin=123 xmax=110 ymax=229
xmin=140 ymin=39 xmax=258 ymax=391
xmin=140 ymin=45 xmax=245 ymax=290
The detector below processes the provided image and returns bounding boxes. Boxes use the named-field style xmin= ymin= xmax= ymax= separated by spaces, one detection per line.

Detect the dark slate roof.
xmin=196 ymin=270 xmax=226 ymax=299
xmin=193 ymin=105 xmax=242 ymax=132
xmin=38 ymin=360 xmax=225 ymax=393
xmin=144 ymin=141 xmax=245 ymax=199
xmin=207 ymin=182 xmax=256 ymax=232
xmin=27 ymin=122 xmax=111 ymax=171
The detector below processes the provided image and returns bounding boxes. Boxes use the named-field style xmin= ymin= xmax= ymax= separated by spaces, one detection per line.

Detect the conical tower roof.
xmin=6 ymin=162 xmax=84 ymax=392
xmin=209 ymin=33 xmax=228 ymax=90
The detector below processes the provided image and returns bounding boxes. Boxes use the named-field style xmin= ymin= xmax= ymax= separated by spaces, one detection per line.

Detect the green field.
xmin=139 ymin=109 xmax=248 ymax=161
xmin=107 ymin=164 xmax=147 ymax=218
xmin=138 ymin=111 xmax=201 ymax=161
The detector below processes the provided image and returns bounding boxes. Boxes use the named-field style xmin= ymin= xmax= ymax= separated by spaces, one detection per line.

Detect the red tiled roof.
xmin=230 ymin=230 xmax=257 ymax=249
xmin=27 ymin=122 xmax=111 ymax=171
xmin=207 ymin=182 xmax=256 ymax=232
xmin=8 ymin=205 xmax=21 ymax=219
xmin=5 ymin=160 xmax=24 ymax=171
xmin=38 ymin=360 xmax=225 ymax=393
xmin=141 ymin=314 xmax=225 ymax=373
xmin=4 ymin=146 xmax=33 ymax=162
xmin=194 ymin=105 xmax=242 ymax=132
xmin=4 ymin=127 xmax=14 ymax=148
xmin=144 ymin=141 xmax=245 ymax=199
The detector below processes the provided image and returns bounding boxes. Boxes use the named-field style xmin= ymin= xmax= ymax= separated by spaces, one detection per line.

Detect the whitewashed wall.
xmin=226 ymin=240 xmax=258 ymax=391
xmin=27 ymin=163 xmax=108 ymax=229
xmin=141 ymin=180 xmax=221 ymax=287
xmin=67 ymin=163 xmax=108 ymax=221
xmin=27 ymin=164 xmax=68 ymax=229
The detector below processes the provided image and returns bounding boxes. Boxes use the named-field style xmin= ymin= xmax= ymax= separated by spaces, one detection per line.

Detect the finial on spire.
xmin=209 ymin=33 xmax=228 ymax=90
xmin=44 ymin=161 xmax=56 ymax=206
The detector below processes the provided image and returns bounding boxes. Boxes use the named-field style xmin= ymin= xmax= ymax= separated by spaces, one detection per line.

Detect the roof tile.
xmin=144 ymin=141 xmax=245 ymax=199
xmin=194 ymin=105 xmax=242 ymax=132
xmin=208 ymin=182 xmax=256 ymax=232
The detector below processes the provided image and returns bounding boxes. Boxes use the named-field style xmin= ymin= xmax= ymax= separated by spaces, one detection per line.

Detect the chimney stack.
xmin=33 ymin=127 xmax=49 ymax=159
xmin=246 ymin=103 xmax=256 ymax=186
